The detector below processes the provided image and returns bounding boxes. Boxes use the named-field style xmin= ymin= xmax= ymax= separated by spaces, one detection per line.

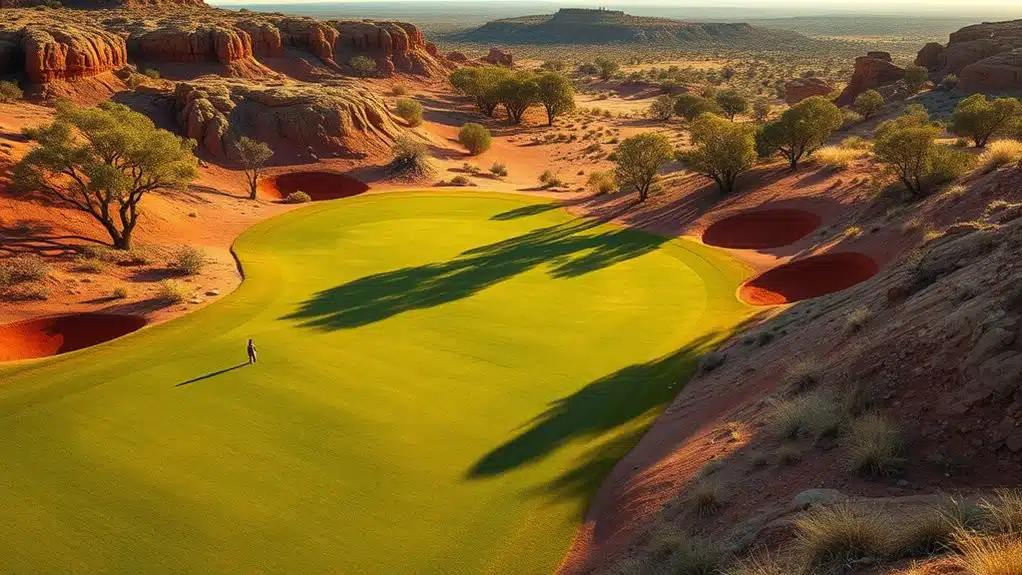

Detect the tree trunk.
xmin=546 ymin=106 xmax=554 ymax=126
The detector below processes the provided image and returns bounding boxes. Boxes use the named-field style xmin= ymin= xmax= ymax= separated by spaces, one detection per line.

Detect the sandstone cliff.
xmin=916 ymin=20 xmax=1022 ymax=94
xmin=836 ymin=51 xmax=905 ymax=107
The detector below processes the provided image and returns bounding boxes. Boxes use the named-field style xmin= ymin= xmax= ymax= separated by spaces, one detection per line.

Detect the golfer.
xmin=247 ymin=338 xmax=258 ymax=364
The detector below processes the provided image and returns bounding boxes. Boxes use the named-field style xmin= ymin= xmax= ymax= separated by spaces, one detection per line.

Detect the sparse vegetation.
xmin=853 ymin=89 xmax=885 ymax=120
xmin=157 ymin=279 xmax=187 ymax=304
xmin=681 ymin=113 xmax=757 ymax=194
xmin=458 ymin=123 xmax=492 ymax=155
xmin=692 ymin=481 xmax=725 ymax=515
xmin=904 ymin=65 xmax=930 ymax=94
xmin=649 ymin=95 xmax=676 ymax=121
xmin=845 ymin=413 xmax=903 ymax=476
xmin=586 ymin=170 xmax=616 ymax=194
xmin=171 ymin=245 xmax=206 ymax=275
xmin=785 ymin=358 xmax=823 ymax=394
xmin=0 ymin=255 xmax=48 ymax=292
xmin=874 ymin=105 xmax=973 ymax=197
xmin=759 ymin=96 xmax=843 ymax=170
xmin=395 ymin=98 xmax=425 ymax=127
xmin=349 ymin=55 xmax=377 ymax=78
xmin=613 ymin=132 xmax=674 ymax=201
xmin=795 ymin=504 xmax=891 ymax=572
xmin=237 ymin=136 xmax=273 ymax=200
xmin=952 ymin=94 xmax=1022 ymax=148
xmin=112 ymin=287 xmax=128 ymax=299
xmin=814 ymin=145 xmax=867 ymax=170
xmin=388 ymin=135 xmax=435 ymax=178
xmin=489 ymin=162 xmax=508 ymax=177
xmin=978 ymin=139 xmax=1022 ymax=173
xmin=770 ymin=390 xmax=840 ymax=440
xmin=0 ymin=80 xmax=23 ymax=103
xmin=285 ymin=191 xmax=312 ymax=204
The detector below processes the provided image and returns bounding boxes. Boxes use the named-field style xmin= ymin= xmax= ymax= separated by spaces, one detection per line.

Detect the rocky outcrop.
xmin=446 ymin=51 xmax=469 ymax=63
xmin=134 ymin=26 xmax=252 ymax=64
xmin=481 ymin=47 xmax=513 ymax=67
xmin=171 ymin=78 xmax=403 ymax=162
xmin=784 ymin=77 xmax=833 ymax=104
xmin=836 ymin=51 xmax=905 ymax=107
xmin=916 ymin=20 xmax=1022 ymax=94
xmin=332 ymin=20 xmax=446 ymax=76
xmin=20 ymin=24 xmax=128 ymax=84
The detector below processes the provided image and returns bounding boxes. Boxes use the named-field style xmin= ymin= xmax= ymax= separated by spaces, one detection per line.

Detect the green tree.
xmin=613 ymin=132 xmax=674 ymax=201
xmin=0 ymin=80 xmax=23 ymax=103
xmin=715 ymin=90 xmax=749 ymax=120
xmin=951 ymin=93 xmax=1022 ymax=148
xmin=674 ymin=94 xmax=724 ymax=121
xmin=450 ymin=66 xmax=510 ymax=117
xmin=535 ymin=73 xmax=575 ymax=126
xmin=648 ymin=95 xmax=675 ymax=121
xmin=13 ymin=102 xmax=197 ymax=249
xmin=874 ymin=107 xmax=973 ymax=197
xmin=395 ymin=98 xmax=424 ymax=127
xmin=681 ymin=113 xmax=757 ymax=194
xmin=595 ymin=58 xmax=619 ymax=81
xmin=237 ymin=136 xmax=273 ymax=200
xmin=853 ymin=89 xmax=885 ymax=121
xmin=349 ymin=55 xmax=377 ymax=78
xmin=753 ymin=100 xmax=771 ymax=122
xmin=760 ymin=96 xmax=843 ymax=170
xmin=458 ymin=123 xmax=492 ymax=155
xmin=496 ymin=72 xmax=539 ymax=125
xmin=903 ymin=65 xmax=930 ymax=94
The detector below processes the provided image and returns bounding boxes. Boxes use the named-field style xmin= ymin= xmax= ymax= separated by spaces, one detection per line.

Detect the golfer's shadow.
xmin=175 ymin=363 xmax=249 ymax=387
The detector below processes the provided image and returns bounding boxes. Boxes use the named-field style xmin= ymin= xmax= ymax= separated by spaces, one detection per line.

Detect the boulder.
xmin=916 ymin=19 xmax=1022 ymax=93
xmin=836 ymin=53 xmax=905 ymax=107
xmin=784 ymin=77 xmax=834 ymax=104
xmin=960 ymin=48 xmax=1022 ymax=96
xmin=481 ymin=47 xmax=513 ymax=67
xmin=916 ymin=42 xmax=945 ymax=70
xmin=447 ymin=51 xmax=469 ymax=63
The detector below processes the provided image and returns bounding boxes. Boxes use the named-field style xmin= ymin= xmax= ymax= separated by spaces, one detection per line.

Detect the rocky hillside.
xmin=451 ymin=7 xmax=820 ymax=50
xmin=916 ymin=19 xmax=1022 ymax=93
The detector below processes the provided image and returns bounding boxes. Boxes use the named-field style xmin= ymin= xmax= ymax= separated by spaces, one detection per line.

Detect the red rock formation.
xmin=836 ymin=52 xmax=905 ymax=107
xmin=916 ymin=20 xmax=1022 ymax=93
xmin=22 ymin=24 xmax=128 ymax=84
xmin=481 ymin=47 xmax=513 ymax=67
xmin=784 ymin=77 xmax=833 ymax=104
xmin=332 ymin=20 xmax=445 ymax=76
xmin=134 ymin=26 xmax=252 ymax=64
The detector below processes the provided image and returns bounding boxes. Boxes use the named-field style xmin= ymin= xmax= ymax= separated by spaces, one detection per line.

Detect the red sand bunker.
xmin=740 ymin=252 xmax=879 ymax=305
xmin=0 ymin=313 xmax=147 ymax=362
xmin=262 ymin=171 xmax=370 ymax=201
xmin=703 ymin=209 xmax=822 ymax=249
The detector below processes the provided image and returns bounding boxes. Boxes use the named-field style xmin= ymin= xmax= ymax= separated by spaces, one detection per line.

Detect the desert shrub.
xmin=775 ymin=444 xmax=804 ymax=466
xmin=841 ymin=136 xmax=871 ymax=150
xmin=785 ymin=358 xmax=823 ymax=394
xmin=722 ymin=556 xmax=786 ymax=575
xmin=124 ymin=244 xmax=152 ymax=266
xmin=170 ymin=245 xmax=206 ymax=275
xmin=891 ymin=506 xmax=962 ymax=557
xmin=981 ymin=490 xmax=1022 ymax=535
xmin=978 ymin=139 xmax=1022 ymax=173
xmin=284 ymin=191 xmax=312 ymax=204
xmin=681 ymin=113 xmax=757 ymax=194
xmin=458 ymin=123 xmax=492 ymax=155
xmin=388 ymin=135 xmax=435 ymax=178
xmin=940 ymin=74 xmax=959 ymax=91
xmin=953 ymin=531 xmax=1022 ymax=575
xmin=674 ymin=93 xmax=724 ymax=121
xmin=143 ymin=68 xmax=160 ymax=80
xmin=539 ymin=170 xmax=554 ymax=184
xmin=795 ymin=504 xmax=892 ymax=571
xmin=75 ymin=258 xmax=103 ymax=273
xmin=853 ymin=89 xmax=885 ymax=120
xmin=769 ymin=390 xmax=840 ymax=440
xmin=0 ymin=80 xmax=23 ymax=102
xmin=0 ymin=255 xmax=48 ymax=290
xmin=391 ymin=84 xmax=408 ymax=96
xmin=539 ymin=169 xmax=563 ymax=188
xmin=691 ymin=481 xmax=724 ymax=515
xmin=395 ymin=98 xmax=424 ymax=127
xmin=112 ymin=287 xmax=128 ymax=299
xmin=761 ymin=96 xmax=844 ymax=170
xmin=953 ymin=94 xmax=1022 ymax=148
xmin=595 ymin=58 xmax=619 ymax=81
xmin=875 ymin=107 xmax=972 ymax=197
xmin=614 ymin=132 xmax=674 ymax=201
xmin=840 ymin=108 xmax=863 ymax=131
xmin=648 ymin=94 xmax=675 ymax=121
xmin=449 ymin=175 xmax=471 ymax=186
xmin=932 ymin=145 xmax=976 ymax=182
xmin=489 ymin=162 xmax=508 ymax=177
xmin=845 ymin=307 xmax=872 ymax=333
xmin=349 ymin=55 xmax=377 ymax=78
xmin=157 ymin=279 xmax=187 ymax=304
xmin=904 ymin=65 xmax=930 ymax=94
xmin=586 ymin=170 xmax=616 ymax=194
xmin=814 ymin=146 xmax=867 ymax=170
xmin=715 ymin=89 xmax=749 ymax=120
xmin=845 ymin=413 xmax=903 ymax=476
xmin=641 ymin=527 xmax=726 ymax=575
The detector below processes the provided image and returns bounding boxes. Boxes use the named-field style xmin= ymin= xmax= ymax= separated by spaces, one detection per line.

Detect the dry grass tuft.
xmin=845 ymin=413 xmax=904 ymax=476
xmin=770 ymin=390 xmax=840 ymax=441
xmin=977 ymin=140 xmax=1022 ymax=173
xmin=785 ymin=358 xmax=824 ymax=394
xmin=723 ymin=555 xmax=787 ymax=575
xmin=815 ymin=146 xmax=869 ymax=170
xmin=691 ymin=481 xmax=725 ymax=515
xmin=795 ymin=504 xmax=892 ymax=572
xmin=982 ymin=490 xmax=1022 ymax=535
xmin=845 ymin=307 xmax=873 ymax=334
xmin=954 ymin=531 xmax=1022 ymax=575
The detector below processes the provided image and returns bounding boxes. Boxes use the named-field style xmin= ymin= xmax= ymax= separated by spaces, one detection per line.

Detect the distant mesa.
xmin=915 ymin=20 xmax=1022 ymax=94
xmin=451 ymin=7 xmax=819 ymax=49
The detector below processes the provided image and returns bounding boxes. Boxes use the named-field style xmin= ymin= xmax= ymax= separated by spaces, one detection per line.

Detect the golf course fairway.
xmin=0 ymin=192 xmax=752 ymax=574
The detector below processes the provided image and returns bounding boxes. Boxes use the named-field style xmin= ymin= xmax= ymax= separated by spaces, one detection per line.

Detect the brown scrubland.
xmin=4 ymin=1 xmax=1022 ymax=573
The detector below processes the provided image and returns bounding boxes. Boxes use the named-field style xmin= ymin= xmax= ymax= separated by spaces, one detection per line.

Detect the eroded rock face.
xmin=916 ymin=20 xmax=1022 ymax=93
xmin=171 ymin=78 xmax=403 ymax=162
xmin=836 ymin=52 xmax=905 ymax=107
xmin=21 ymin=24 xmax=128 ymax=83
xmin=481 ymin=47 xmax=513 ymax=67
xmin=784 ymin=77 xmax=833 ymax=104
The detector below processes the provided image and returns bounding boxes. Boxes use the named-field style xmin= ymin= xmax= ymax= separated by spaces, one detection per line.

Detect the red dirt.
xmin=0 ymin=313 xmax=147 ymax=362
xmin=702 ymin=208 xmax=821 ymax=249
xmin=260 ymin=171 xmax=370 ymax=201
xmin=739 ymin=252 xmax=879 ymax=305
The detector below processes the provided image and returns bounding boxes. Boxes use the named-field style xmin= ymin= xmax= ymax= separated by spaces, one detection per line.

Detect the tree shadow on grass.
xmin=283 ymin=220 xmax=669 ymax=330
xmin=490 ymin=203 xmax=563 ymax=221
xmin=467 ymin=334 xmax=718 ymax=501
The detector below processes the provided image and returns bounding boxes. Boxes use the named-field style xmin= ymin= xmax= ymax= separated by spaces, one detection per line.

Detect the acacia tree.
xmin=237 ymin=136 xmax=273 ymax=200
xmin=13 ymin=102 xmax=197 ymax=249
xmin=450 ymin=66 xmax=509 ymax=117
xmin=760 ymin=96 xmax=843 ymax=170
xmin=613 ymin=132 xmax=674 ymax=201
xmin=535 ymin=72 xmax=575 ymax=126
xmin=681 ymin=113 xmax=757 ymax=194
xmin=853 ymin=90 xmax=885 ymax=120
xmin=952 ymin=93 xmax=1022 ymax=148
xmin=715 ymin=90 xmax=749 ymax=120
xmin=648 ymin=95 xmax=675 ymax=121
xmin=350 ymin=55 xmax=377 ymax=78
xmin=874 ymin=106 xmax=973 ymax=197
xmin=496 ymin=72 xmax=539 ymax=125
xmin=674 ymin=94 xmax=724 ymax=121
xmin=595 ymin=58 xmax=619 ymax=81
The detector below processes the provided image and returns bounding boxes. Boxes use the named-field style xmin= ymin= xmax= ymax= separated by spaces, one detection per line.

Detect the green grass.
xmin=0 ymin=192 xmax=751 ymax=573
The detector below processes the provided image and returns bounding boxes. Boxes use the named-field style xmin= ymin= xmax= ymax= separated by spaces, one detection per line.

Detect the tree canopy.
xmin=535 ymin=72 xmax=575 ymax=126
xmin=951 ymin=93 xmax=1022 ymax=148
xmin=13 ymin=101 xmax=198 ymax=249
xmin=349 ymin=55 xmax=377 ymax=78
xmin=681 ymin=113 xmax=757 ymax=194
xmin=715 ymin=90 xmax=749 ymax=120
xmin=874 ymin=106 xmax=973 ymax=197
xmin=649 ymin=95 xmax=675 ymax=121
xmin=853 ymin=90 xmax=885 ymax=121
xmin=450 ymin=66 xmax=510 ymax=117
xmin=237 ymin=136 xmax=273 ymax=200
xmin=759 ymin=96 xmax=843 ymax=170
xmin=613 ymin=132 xmax=674 ymax=202
xmin=495 ymin=72 xmax=539 ymax=125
